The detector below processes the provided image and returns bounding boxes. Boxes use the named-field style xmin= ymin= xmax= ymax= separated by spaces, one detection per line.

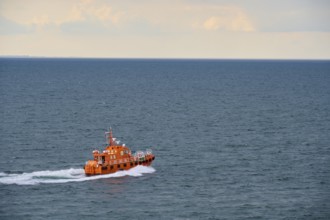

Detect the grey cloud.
xmin=60 ymin=20 xmax=114 ymax=35
xmin=0 ymin=16 xmax=31 ymax=35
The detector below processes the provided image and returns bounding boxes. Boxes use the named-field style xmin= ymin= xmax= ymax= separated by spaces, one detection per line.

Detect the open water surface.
xmin=0 ymin=58 xmax=330 ymax=219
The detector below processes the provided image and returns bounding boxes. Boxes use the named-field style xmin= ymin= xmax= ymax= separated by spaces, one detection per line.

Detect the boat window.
xmin=117 ymin=164 xmax=120 ymax=168
xmin=130 ymin=162 xmax=133 ymax=166
xmin=110 ymin=166 xmax=113 ymax=169
xmin=135 ymin=162 xmax=138 ymax=165
xmin=124 ymin=163 xmax=127 ymax=167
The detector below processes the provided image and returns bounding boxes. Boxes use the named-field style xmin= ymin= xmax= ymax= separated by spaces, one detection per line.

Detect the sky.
xmin=0 ymin=0 xmax=329 ymax=59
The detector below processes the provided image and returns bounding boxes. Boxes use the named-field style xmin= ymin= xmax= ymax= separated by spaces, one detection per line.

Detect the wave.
xmin=0 ymin=166 xmax=155 ymax=185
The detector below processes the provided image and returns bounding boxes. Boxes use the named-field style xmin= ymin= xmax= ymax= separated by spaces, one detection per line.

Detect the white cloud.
xmin=29 ymin=14 xmax=50 ymax=27
xmin=0 ymin=0 xmax=329 ymax=59
xmin=64 ymin=2 xmax=119 ymax=23
xmin=66 ymin=5 xmax=85 ymax=23
xmin=0 ymin=0 xmax=124 ymax=32
xmin=93 ymin=5 xmax=112 ymax=21
xmin=201 ymin=6 xmax=255 ymax=32
xmin=1 ymin=1 xmax=255 ymax=33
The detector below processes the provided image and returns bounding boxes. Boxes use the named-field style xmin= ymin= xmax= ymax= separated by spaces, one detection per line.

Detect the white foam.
xmin=0 ymin=166 xmax=155 ymax=185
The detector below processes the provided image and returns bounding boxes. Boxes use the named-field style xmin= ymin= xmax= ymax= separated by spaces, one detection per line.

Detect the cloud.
xmin=93 ymin=5 xmax=112 ymax=21
xmin=66 ymin=5 xmax=84 ymax=23
xmin=52 ymin=0 xmax=127 ymax=35
xmin=201 ymin=6 xmax=255 ymax=32
xmin=62 ymin=1 xmax=123 ymax=25
xmin=1 ymin=0 xmax=329 ymax=37
xmin=29 ymin=14 xmax=50 ymax=27
xmin=232 ymin=1 xmax=330 ymax=33
xmin=203 ymin=15 xmax=254 ymax=32
xmin=257 ymin=8 xmax=330 ymax=32
xmin=1 ymin=0 xmax=329 ymax=60
xmin=0 ymin=1 xmax=256 ymax=36
xmin=0 ymin=0 xmax=125 ymax=34
xmin=60 ymin=20 xmax=115 ymax=35
xmin=0 ymin=16 xmax=31 ymax=35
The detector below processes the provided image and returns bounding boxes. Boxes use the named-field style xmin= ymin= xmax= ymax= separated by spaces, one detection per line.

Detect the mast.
xmin=105 ymin=127 xmax=114 ymax=146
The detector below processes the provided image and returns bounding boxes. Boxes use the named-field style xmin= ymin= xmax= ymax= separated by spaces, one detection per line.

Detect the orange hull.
xmin=84 ymin=154 xmax=155 ymax=176
xmin=84 ymin=128 xmax=155 ymax=176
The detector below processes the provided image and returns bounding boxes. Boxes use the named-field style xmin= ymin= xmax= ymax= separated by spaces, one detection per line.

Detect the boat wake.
xmin=0 ymin=166 xmax=155 ymax=185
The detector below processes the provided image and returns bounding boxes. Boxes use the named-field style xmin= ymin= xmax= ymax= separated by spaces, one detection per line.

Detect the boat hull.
xmin=84 ymin=154 xmax=155 ymax=176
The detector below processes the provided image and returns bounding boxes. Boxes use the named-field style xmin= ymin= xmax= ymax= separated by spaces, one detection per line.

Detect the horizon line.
xmin=0 ymin=55 xmax=329 ymax=61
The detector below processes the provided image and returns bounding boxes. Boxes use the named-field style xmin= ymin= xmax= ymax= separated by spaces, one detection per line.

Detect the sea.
xmin=0 ymin=58 xmax=329 ymax=220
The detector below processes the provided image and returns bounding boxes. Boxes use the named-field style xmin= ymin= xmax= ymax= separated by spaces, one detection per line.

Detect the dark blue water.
xmin=0 ymin=58 xmax=329 ymax=219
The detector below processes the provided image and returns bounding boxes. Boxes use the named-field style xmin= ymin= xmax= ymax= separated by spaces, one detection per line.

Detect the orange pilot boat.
xmin=84 ymin=128 xmax=155 ymax=176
